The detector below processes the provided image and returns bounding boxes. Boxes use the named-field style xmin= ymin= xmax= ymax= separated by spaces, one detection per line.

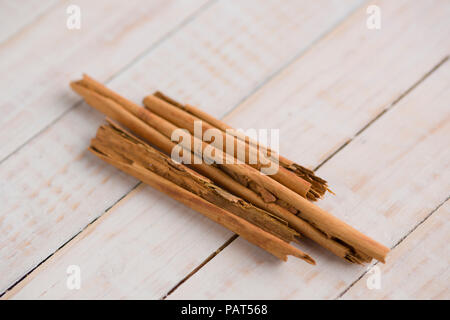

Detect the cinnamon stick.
xmin=71 ymin=75 xmax=389 ymax=263
xmin=142 ymin=95 xmax=314 ymax=199
xmin=90 ymin=121 xmax=315 ymax=264
xmin=95 ymin=121 xmax=298 ymax=243
xmin=154 ymin=91 xmax=329 ymax=199
xmin=72 ymin=76 xmax=299 ymax=214
xmin=142 ymin=94 xmax=388 ymax=262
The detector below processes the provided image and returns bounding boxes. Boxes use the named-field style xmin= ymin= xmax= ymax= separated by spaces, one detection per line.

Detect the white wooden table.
xmin=1 ymin=0 xmax=449 ymax=299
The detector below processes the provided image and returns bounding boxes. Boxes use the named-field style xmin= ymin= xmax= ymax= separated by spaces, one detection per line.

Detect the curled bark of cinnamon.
xmin=143 ymin=94 xmax=313 ymax=199
xmin=71 ymin=75 xmax=389 ymax=264
xmin=90 ymin=122 xmax=315 ymax=264
xmin=153 ymin=91 xmax=330 ymax=200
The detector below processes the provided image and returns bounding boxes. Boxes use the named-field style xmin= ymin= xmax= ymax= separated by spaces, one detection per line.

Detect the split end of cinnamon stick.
xmin=89 ymin=122 xmax=316 ymax=266
xmin=71 ymin=75 xmax=388 ymax=265
xmin=152 ymin=91 xmax=330 ymax=201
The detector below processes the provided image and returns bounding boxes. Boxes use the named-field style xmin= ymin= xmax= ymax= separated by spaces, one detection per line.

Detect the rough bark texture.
xmin=154 ymin=91 xmax=330 ymax=200
xmin=89 ymin=122 xmax=314 ymax=264
xmin=72 ymin=75 xmax=389 ymax=264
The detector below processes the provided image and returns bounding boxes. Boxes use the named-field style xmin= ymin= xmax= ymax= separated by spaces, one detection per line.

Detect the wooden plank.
xmin=341 ymin=201 xmax=449 ymax=300
xmin=0 ymin=0 xmax=209 ymax=162
xmin=0 ymin=0 xmax=363 ymax=296
xmin=3 ymin=184 xmax=234 ymax=299
xmin=0 ymin=0 xmax=210 ymax=294
xmin=167 ymin=58 xmax=450 ymax=299
xmin=105 ymin=0 xmax=363 ymax=115
xmin=0 ymin=0 xmax=58 ymax=44
xmin=0 ymin=107 xmax=138 ymax=294
xmin=224 ymin=0 xmax=450 ymax=169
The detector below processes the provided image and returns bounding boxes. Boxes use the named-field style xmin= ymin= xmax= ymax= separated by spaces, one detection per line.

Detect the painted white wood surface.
xmin=0 ymin=0 xmax=363 ymax=296
xmin=0 ymin=0 xmax=209 ymax=162
xmin=0 ymin=0 xmax=210 ymax=293
xmin=3 ymin=0 xmax=449 ymax=299
xmin=170 ymin=0 xmax=449 ymax=298
xmin=226 ymin=0 xmax=450 ymax=169
xmin=83 ymin=0 xmax=364 ymax=118
xmin=4 ymin=185 xmax=234 ymax=299
xmin=0 ymin=0 xmax=58 ymax=43
xmin=168 ymin=58 xmax=450 ymax=299
xmin=341 ymin=201 xmax=449 ymax=300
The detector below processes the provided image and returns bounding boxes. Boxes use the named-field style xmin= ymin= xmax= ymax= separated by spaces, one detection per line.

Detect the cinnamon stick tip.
xmin=288 ymin=251 xmax=316 ymax=265
xmin=142 ymin=95 xmax=152 ymax=105
xmin=69 ymin=79 xmax=85 ymax=92
xmin=82 ymin=73 xmax=94 ymax=81
xmin=290 ymin=253 xmax=315 ymax=265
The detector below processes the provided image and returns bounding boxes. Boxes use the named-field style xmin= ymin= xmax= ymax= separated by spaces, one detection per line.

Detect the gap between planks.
xmin=4 ymin=0 xmax=447 ymax=299
xmin=218 ymin=0 xmax=369 ymax=121
xmin=315 ymin=55 xmax=450 ymax=172
xmin=0 ymin=0 xmax=218 ymax=166
xmin=0 ymin=1 xmax=218 ymax=296
xmin=0 ymin=0 xmax=364 ymax=297
xmin=335 ymin=196 xmax=450 ymax=299
xmin=162 ymin=234 xmax=239 ymax=299
xmin=162 ymin=54 xmax=450 ymax=299
xmin=0 ymin=182 xmax=141 ymax=298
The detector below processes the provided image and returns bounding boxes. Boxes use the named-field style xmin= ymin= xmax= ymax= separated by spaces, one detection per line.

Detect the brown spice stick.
xmin=94 ymin=122 xmax=298 ymax=243
xmin=78 ymin=78 xmax=312 ymax=202
xmin=72 ymin=76 xmax=298 ymax=212
xmin=148 ymin=94 xmax=378 ymax=263
xmin=143 ymin=95 xmax=388 ymax=262
xmin=154 ymin=91 xmax=330 ymax=199
xmin=70 ymin=78 xmax=361 ymax=262
xmin=89 ymin=122 xmax=315 ymax=264
xmin=142 ymin=94 xmax=313 ymax=199
xmin=71 ymin=75 xmax=389 ymax=263
xmin=188 ymin=156 xmax=371 ymax=263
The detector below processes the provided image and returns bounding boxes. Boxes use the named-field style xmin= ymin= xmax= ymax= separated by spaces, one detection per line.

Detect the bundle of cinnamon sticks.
xmin=71 ymin=74 xmax=389 ymax=265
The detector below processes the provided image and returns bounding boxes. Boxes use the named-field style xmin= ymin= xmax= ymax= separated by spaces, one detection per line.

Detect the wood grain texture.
xmin=225 ymin=0 xmax=450 ymax=169
xmin=3 ymin=184 xmax=234 ymax=299
xmin=0 ymin=1 xmax=366 ymax=297
xmin=341 ymin=201 xmax=449 ymax=300
xmin=0 ymin=0 xmax=363 ymax=296
xmin=167 ymin=58 xmax=450 ymax=299
xmin=0 ymin=0 xmax=209 ymax=294
xmin=3 ymin=2 xmax=450 ymax=298
xmin=0 ymin=0 xmax=58 ymax=44
xmin=80 ymin=0 xmax=364 ymax=117
xmin=0 ymin=0 xmax=209 ymax=161
xmin=0 ymin=107 xmax=138 ymax=294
